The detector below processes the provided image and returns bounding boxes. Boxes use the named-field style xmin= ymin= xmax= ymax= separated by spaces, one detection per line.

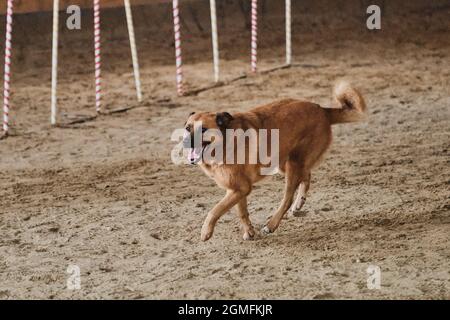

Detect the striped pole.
xmin=285 ymin=0 xmax=292 ymax=65
xmin=2 ymin=0 xmax=14 ymax=135
xmin=250 ymin=0 xmax=258 ymax=73
xmin=93 ymin=0 xmax=101 ymax=112
xmin=172 ymin=0 xmax=183 ymax=96
xmin=50 ymin=0 xmax=59 ymax=125
xmin=124 ymin=0 xmax=142 ymax=102
xmin=209 ymin=0 xmax=219 ymax=83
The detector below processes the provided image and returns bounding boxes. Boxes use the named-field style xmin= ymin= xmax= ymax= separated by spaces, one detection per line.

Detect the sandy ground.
xmin=0 ymin=0 xmax=449 ymax=299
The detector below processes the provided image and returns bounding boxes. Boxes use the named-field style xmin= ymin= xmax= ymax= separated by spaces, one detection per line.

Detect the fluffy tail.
xmin=326 ymin=81 xmax=367 ymax=125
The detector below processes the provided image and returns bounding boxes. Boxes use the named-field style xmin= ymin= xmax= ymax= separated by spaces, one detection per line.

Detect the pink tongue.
xmin=188 ymin=147 xmax=202 ymax=162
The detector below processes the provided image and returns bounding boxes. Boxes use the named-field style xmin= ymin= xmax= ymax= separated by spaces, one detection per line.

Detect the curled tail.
xmin=326 ymin=81 xmax=367 ymax=125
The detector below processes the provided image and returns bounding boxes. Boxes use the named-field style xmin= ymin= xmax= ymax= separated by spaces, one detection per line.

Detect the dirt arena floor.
xmin=0 ymin=0 xmax=449 ymax=299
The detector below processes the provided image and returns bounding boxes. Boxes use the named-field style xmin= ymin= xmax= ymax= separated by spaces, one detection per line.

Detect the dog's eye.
xmin=185 ymin=126 xmax=191 ymax=132
xmin=202 ymin=128 xmax=208 ymax=133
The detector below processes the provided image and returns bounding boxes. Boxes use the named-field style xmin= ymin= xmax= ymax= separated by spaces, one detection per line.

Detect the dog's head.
xmin=183 ymin=111 xmax=234 ymax=164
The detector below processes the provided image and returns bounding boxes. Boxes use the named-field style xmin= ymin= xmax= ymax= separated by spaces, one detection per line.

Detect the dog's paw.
xmin=242 ymin=229 xmax=255 ymax=241
xmin=200 ymin=225 xmax=214 ymax=242
xmin=201 ymin=231 xmax=213 ymax=242
xmin=261 ymin=225 xmax=273 ymax=235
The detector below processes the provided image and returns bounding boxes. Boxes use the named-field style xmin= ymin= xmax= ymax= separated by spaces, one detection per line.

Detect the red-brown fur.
xmin=184 ymin=81 xmax=367 ymax=241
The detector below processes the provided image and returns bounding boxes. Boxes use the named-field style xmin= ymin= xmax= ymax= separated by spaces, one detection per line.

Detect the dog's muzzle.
xmin=183 ymin=128 xmax=207 ymax=165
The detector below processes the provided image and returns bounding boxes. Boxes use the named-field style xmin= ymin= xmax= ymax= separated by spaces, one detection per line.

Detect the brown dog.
xmin=183 ymin=81 xmax=367 ymax=241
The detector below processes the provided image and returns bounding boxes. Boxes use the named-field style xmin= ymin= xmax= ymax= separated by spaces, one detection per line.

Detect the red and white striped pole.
xmin=2 ymin=0 xmax=14 ymax=136
xmin=285 ymin=0 xmax=292 ymax=65
xmin=172 ymin=0 xmax=184 ymax=96
xmin=250 ymin=0 xmax=258 ymax=73
xmin=93 ymin=0 xmax=102 ymax=112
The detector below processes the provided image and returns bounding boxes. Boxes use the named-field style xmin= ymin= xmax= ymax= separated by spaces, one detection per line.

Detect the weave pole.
xmin=209 ymin=0 xmax=219 ymax=83
xmin=93 ymin=0 xmax=102 ymax=112
xmin=50 ymin=0 xmax=59 ymax=125
xmin=285 ymin=0 xmax=292 ymax=65
xmin=2 ymin=0 xmax=14 ymax=136
xmin=172 ymin=0 xmax=184 ymax=95
xmin=124 ymin=0 xmax=142 ymax=102
xmin=250 ymin=0 xmax=258 ymax=73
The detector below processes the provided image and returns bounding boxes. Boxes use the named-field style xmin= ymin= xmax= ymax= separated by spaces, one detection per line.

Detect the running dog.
xmin=183 ymin=81 xmax=367 ymax=241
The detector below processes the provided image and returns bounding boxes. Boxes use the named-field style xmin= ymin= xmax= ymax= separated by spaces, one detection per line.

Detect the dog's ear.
xmin=185 ymin=112 xmax=195 ymax=126
xmin=216 ymin=112 xmax=233 ymax=128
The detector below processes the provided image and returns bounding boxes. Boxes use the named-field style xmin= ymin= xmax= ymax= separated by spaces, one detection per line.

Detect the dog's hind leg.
xmin=288 ymin=172 xmax=311 ymax=216
xmin=201 ymin=187 xmax=250 ymax=241
xmin=237 ymin=197 xmax=255 ymax=240
xmin=262 ymin=160 xmax=304 ymax=234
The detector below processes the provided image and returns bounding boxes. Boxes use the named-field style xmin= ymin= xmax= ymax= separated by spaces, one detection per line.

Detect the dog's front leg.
xmin=201 ymin=190 xmax=245 ymax=241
